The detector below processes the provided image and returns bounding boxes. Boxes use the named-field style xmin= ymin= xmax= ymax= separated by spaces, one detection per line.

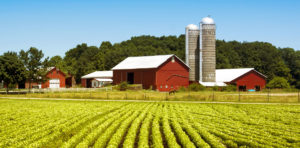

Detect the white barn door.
xmin=49 ymin=79 xmax=60 ymax=88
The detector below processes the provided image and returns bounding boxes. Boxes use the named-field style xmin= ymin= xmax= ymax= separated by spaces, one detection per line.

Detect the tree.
xmin=0 ymin=52 xmax=26 ymax=93
xmin=61 ymin=35 xmax=299 ymax=88
xmin=267 ymin=77 xmax=290 ymax=89
xmin=49 ymin=55 xmax=63 ymax=67
xmin=19 ymin=47 xmax=48 ymax=91
xmin=64 ymin=44 xmax=101 ymax=83
xmin=49 ymin=55 xmax=69 ymax=74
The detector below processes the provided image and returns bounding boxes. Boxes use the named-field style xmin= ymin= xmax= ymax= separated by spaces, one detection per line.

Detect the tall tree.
xmin=64 ymin=44 xmax=101 ymax=83
xmin=0 ymin=52 xmax=26 ymax=93
xmin=49 ymin=55 xmax=69 ymax=74
xmin=19 ymin=47 xmax=48 ymax=91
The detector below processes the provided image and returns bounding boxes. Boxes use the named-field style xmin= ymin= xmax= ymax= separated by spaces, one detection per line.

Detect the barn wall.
xmin=24 ymin=68 xmax=66 ymax=89
xmin=156 ymin=57 xmax=189 ymax=91
xmin=232 ymin=70 xmax=266 ymax=90
xmin=81 ymin=79 xmax=87 ymax=88
xmin=113 ymin=69 xmax=156 ymax=89
xmin=25 ymin=82 xmax=38 ymax=88
xmin=42 ymin=68 xmax=66 ymax=88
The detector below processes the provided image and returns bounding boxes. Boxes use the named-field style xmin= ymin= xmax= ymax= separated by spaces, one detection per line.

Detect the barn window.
xmin=171 ymin=57 xmax=175 ymax=63
xmin=255 ymin=85 xmax=260 ymax=91
xmin=239 ymin=85 xmax=246 ymax=91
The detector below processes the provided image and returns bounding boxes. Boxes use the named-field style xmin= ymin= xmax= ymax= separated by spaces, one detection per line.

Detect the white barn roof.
xmin=112 ymin=54 xmax=188 ymax=70
xmin=200 ymin=68 xmax=266 ymax=86
xmin=216 ymin=68 xmax=266 ymax=82
xmin=216 ymin=68 xmax=254 ymax=82
xmin=81 ymin=71 xmax=113 ymax=79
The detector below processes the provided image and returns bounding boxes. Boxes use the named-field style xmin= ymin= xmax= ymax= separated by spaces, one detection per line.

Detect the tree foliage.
xmin=0 ymin=52 xmax=26 ymax=93
xmin=1 ymin=35 xmax=299 ymax=88
xmin=19 ymin=47 xmax=49 ymax=90
xmin=266 ymin=77 xmax=290 ymax=89
xmin=62 ymin=36 xmax=299 ymax=87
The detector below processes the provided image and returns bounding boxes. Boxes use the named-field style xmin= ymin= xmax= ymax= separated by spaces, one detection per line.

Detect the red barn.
xmin=25 ymin=67 xmax=73 ymax=89
xmin=112 ymin=54 xmax=189 ymax=91
xmin=215 ymin=68 xmax=267 ymax=91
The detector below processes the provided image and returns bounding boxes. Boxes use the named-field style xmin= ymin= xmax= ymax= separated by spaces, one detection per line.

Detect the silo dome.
xmin=186 ymin=24 xmax=199 ymax=30
xmin=201 ymin=16 xmax=215 ymax=24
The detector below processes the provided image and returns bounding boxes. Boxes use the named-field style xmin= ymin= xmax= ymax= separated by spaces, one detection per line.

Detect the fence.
xmin=1 ymin=88 xmax=299 ymax=103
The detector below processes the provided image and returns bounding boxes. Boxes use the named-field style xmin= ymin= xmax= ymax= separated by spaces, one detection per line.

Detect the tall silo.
xmin=185 ymin=24 xmax=200 ymax=82
xmin=200 ymin=16 xmax=216 ymax=82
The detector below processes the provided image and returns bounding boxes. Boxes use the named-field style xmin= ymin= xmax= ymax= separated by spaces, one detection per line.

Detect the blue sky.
xmin=0 ymin=0 xmax=299 ymax=57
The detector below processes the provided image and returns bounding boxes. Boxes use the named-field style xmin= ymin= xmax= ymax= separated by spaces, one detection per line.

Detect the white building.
xmin=81 ymin=71 xmax=113 ymax=88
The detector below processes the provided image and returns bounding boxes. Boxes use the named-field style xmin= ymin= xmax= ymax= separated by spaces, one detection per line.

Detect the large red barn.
xmin=112 ymin=55 xmax=189 ymax=91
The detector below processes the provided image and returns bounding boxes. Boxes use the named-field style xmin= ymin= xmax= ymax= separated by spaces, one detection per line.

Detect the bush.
xmin=188 ymin=83 xmax=205 ymax=91
xmin=224 ymin=85 xmax=236 ymax=92
xmin=267 ymin=77 xmax=290 ymax=89
xmin=178 ymin=86 xmax=187 ymax=92
xmin=118 ymin=81 xmax=128 ymax=91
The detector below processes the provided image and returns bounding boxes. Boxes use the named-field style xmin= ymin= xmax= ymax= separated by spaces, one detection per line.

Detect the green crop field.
xmin=0 ymin=99 xmax=299 ymax=148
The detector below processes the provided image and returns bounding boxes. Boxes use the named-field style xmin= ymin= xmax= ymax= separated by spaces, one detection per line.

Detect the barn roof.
xmin=94 ymin=78 xmax=113 ymax=82
xmin=200 ymin=68 xmax=266 ymax=86
xmin=81 ymin=71 xmax=113 ymax=79
xmin=216 ymin=68 xmax=266 ymax=83
xmin=112 ymin=54 xmax=189 ymax=70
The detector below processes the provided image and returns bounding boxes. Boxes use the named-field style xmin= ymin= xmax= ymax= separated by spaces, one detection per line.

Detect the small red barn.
xmin=215 ymin=68 xmax=266 ymax=91
xmin=112 ymin=54 xmax=189 ymax=91
xmin=25 ymin=67 xmax=72 ymax=89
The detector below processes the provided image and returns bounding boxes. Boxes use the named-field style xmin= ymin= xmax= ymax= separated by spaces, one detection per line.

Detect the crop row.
xmin=0 ymin=99 xmax=298 ymax=147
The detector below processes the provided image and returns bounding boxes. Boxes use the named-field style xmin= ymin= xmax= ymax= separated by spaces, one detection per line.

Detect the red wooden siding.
xmin=81 ymin=79 xmax=87 ymax=88
xmin=25 ymin=67 xmax=66 ymax=88
xmin=113 ymin=69 xmax=156 ymax=89
xmin=156 ymin=57 xmax=189 ymax=91
xmin=231 ymin=70 xmax=266 ymax=90
xmin=113 ymin=56 xmax=189 ymax=91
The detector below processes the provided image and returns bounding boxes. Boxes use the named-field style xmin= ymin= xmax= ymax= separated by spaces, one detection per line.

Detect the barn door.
xmin=49 ymin=79 xmax=60 ymax=88
xmin=127 ymin=72 xmax=134 ymax=84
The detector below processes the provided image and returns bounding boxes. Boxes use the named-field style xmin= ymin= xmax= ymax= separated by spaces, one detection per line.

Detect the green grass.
xmin=0 ymin=99 xmax=299 ymax=147
xmin=1 ymin=89 xmax=299 ymax=103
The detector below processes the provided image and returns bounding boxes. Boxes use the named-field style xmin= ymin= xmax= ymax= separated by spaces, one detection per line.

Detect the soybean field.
xmin=0 ymin=99 xmax=299 ymax=147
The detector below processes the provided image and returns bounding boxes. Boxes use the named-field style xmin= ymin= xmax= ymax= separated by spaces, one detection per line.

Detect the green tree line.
xmin=1 ymin=35 xmax=300 ymax=89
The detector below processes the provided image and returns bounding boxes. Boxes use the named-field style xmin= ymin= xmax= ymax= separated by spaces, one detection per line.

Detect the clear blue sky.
xmin=0 ymin=0 xmax=299 ymax=57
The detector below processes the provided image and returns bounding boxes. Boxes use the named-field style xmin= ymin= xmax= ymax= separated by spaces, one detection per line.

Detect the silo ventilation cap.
xmin=201 ymin=16 xmax=215 ymax=24
xmin=186 ymin=24 xmax=199 ymax=30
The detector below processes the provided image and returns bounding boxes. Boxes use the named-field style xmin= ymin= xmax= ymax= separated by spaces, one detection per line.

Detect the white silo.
xmin=185 ymin=24 xmax=200 ymax=82
xmin=200 ymin=16 xmax=216 ymax=82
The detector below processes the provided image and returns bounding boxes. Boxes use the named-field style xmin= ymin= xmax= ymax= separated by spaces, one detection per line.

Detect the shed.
xmin=200 ymin=68 xmax=267 ymax=91
xmin=112 ymin=54 xmax=189 ymax=91
xmin=81 ymin=71 xmax=113 ymax=88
